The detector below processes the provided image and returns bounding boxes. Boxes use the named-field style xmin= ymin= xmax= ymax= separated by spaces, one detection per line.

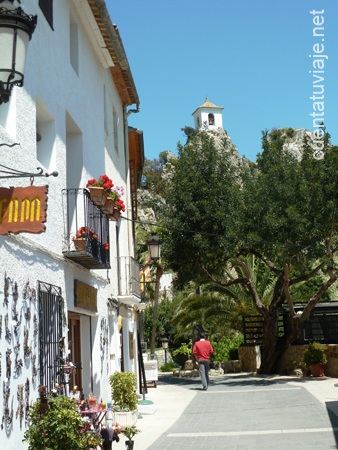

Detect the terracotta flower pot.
xmin=310 ymin=363 xmax=325 ymax=377
xmin=101 ymin=197 xmax=115 ymax=215
xmin=109 ymin=208 xmax=121 ymax=221
xmin=73 ymin=238 xmax=86 ymax=251
xmin=89 ymin=186 xmax=108 ymax=206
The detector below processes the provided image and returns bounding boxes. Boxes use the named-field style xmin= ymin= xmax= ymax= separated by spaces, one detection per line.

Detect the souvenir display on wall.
xmin=15 ymin=384 xmax=24 ymax=430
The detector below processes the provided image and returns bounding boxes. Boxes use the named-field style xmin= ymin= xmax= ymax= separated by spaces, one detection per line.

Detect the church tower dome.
xmin=192 ymin=97 xmax=224 ymax=130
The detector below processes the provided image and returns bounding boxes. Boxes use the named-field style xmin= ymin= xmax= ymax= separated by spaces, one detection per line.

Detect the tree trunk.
xmin=257 ymin=311 xmax=286 ymax=374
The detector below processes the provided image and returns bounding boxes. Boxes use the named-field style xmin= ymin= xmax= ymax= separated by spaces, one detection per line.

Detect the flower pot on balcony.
xmin=73 ymin=238 xmax=86 ymax=251
xmin=109 ymin=208 xmax=121 ymax=221
xmin=88 ymin=187 xmax=108 ymax=207
xmin=101 ymin=198 xmax=115 ymax=215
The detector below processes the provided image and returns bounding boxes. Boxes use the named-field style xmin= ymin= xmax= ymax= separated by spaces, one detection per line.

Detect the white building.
xmin=192 ymin=97 xmax=224 ymax=130
xmin=0 ymin=1 xmax=144 ymax=447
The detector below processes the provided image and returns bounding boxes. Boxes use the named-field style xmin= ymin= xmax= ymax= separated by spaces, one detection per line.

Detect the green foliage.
xmin=303 ymin=342 xmax=328 ymax=366
xmin=123 ymin=426 xmax=140 ymax=440
xmin=23 ymin=395 xmax=101 ymax=450
xmin=211 ymin=335 xmax=244 ymax=361
xmin=172 ymin=340 xmax=192 ymax=359
xmin=142 ymin=297 xmax=179 ymax=346
xmin=159 ymin=361 xmax=178 ymax=372
xmin=160 ymin=126 xmax=338 ymax=373
xmin=171 ymin=256 xmax=275 ymax=341
xmin=109 ymin=371 xmax=139 ymax=411
xmin=162 ymin=130 xmax=243 ymax=286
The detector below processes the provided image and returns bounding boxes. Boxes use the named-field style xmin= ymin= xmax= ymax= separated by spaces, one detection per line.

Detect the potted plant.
xmin=106 ymin=185 xmax=125 ymax=220
xmin=122 ymin=426 xmax=140 ymax=450
xmin=109 ymin=371 xmax=139 ymax=427
xmin=303 ymin=341 xmax=328 ymax=377
xmin=23 ymin=394 xmax=102 ymax=450
xmin=86 ymin=174 xmax=113 ymax=206
xmin=73 ymin=226 xmax=98 ymax=251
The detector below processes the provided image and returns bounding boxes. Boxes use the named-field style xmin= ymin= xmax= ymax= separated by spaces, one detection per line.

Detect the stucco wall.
xmin=0 ymin=1 xmax=139 ymax=449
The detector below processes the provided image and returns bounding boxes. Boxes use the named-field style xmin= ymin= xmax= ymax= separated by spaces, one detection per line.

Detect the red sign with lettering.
xmin=0 ymin=186 xmax=48 ymax=234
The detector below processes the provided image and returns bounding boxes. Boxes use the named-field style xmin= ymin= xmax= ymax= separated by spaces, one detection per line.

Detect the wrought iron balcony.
xmin=62 ymin=189 xmax=110 ymax=269
xmin=117 ymin=256 xmax=141 ymax=304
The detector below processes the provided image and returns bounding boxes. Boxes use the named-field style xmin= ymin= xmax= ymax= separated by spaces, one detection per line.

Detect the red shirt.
xmin=192 ymin=339 xmax=214 ymax=360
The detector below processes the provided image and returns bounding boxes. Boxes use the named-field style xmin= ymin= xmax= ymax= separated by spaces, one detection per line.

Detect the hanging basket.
xmin=88 ymin=187 xmax=108 ymax=207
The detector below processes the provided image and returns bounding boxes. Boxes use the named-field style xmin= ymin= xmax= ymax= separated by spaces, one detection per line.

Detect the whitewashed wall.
xmin=0 ymin=1 xmax=139 ymax=448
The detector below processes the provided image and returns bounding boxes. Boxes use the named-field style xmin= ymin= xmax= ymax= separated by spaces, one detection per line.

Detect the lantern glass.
xmin=0 ymin=5 xmax=37 ymax=102
xmin=0 ymin=27 xmax=29 ymax=84
xmin=147 ymin=234 xmax=161 ymax=261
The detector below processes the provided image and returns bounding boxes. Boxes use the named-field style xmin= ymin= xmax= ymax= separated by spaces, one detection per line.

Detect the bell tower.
xmin=192 ymin=98 xmax=224 ymax=130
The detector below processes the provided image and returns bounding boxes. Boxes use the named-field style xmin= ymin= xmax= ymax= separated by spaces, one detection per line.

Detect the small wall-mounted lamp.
xmin=0 ymin=1 xmax=37 ymax=104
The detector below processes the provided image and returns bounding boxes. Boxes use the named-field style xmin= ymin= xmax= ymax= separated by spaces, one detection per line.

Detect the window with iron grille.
xmin=38 ymin=281 xmax=63 ymax=393
xmin=39 ymin=0 xmax=53 ymax=29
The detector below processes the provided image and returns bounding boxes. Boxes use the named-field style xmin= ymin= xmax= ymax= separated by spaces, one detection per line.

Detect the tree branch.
xmin=290 ymin=260 xmax=326 ymax=285
xmin=283 ymin=264 xmax=295 ymax=317
xmin=237 ymin=248 xmax=280 ymax=275
xmin=301 ymin=267 xmax=338 ymax=322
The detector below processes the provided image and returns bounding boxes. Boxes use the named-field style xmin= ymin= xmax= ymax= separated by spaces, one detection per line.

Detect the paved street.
xmin=120 ymin=373 xmax=338 ymax=450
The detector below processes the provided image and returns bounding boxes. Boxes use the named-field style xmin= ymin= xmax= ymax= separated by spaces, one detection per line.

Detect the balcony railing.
xmin=62 ymin=189 xmax=110 ymax=269
xmin=117 ymin=256 xmax=141 ymax=304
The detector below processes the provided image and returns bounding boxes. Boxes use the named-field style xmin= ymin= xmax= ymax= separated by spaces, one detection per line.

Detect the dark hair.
xmin=199 ymin=332 xmax=205 ymax=339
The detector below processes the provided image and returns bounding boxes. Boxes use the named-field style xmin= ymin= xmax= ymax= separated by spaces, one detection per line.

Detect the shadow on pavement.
xmin=158 ymin=372 xmax=336 ymax=389
xmin=326 ymin=402 xmax=338 ymax=448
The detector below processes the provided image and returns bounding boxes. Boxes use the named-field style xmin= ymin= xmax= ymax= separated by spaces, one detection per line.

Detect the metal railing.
xmin=62 ymin=188 xmax=110 ymax=269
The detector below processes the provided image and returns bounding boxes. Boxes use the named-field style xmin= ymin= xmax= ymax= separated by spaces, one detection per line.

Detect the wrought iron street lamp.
xmin=161 ymin=337 xmax=169 ymax=366
xmin=0 ymin=1 xmax=37 ymax=104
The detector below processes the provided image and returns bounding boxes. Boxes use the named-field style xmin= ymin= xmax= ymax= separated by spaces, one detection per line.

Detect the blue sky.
xmin=108 ymin=0 xmax=338 ymax=162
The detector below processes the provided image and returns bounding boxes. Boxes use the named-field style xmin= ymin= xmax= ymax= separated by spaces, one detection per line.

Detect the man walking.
xmin=192 ymin=332 xmax=214 ymax=390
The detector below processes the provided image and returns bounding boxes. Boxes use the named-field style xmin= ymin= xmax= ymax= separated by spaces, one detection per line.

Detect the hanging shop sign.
xmin=74 ymin=279 xmax=97 ymax=312
xmin=0 ymin=186 xmax=48 ymax=234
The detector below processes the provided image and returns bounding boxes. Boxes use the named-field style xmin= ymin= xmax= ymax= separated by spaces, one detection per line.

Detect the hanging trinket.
xmin=0 ymin=314 xmax=2 ymax=338
xmin=32 ymin=354 xmax=37 ymax=386
xmin=16 ymin=384 xmax=24 ymax=430
xmin=24 ymin=327 xmax=31 ymax=359
xmin=5 ymin=314 xmax=11 ymax=343
xmin=1 ymin=381 xmax=13 ymax=434
xmin=33 ymin=314 xmax=38 ymax=348
xmin=3 ymin=273 xmax=11 ymax=308
xmin=6 ymin=349 xmax=12 ymax=380
xmin=25 ymin=378 xmax=30 ymax=427
xmin=14 ymin=343 xmax=22 ymax=378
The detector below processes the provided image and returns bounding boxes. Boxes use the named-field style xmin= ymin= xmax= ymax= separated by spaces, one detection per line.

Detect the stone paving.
xmin=113 ymin=373 xmax=338 ymax=450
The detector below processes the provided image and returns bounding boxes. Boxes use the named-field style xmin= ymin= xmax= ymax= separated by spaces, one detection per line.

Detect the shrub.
xmin=23 ymin=395 xmax=101 ymax=450
xmin=159 ymin=361 xmax=178 ymax=372
xmin=109 ymin=371 xmax=139 ymax=411
xmin=211 ymin=335 xmax=244 ymax=362
xmin=303 ymin=342 xmax=328 ymax=366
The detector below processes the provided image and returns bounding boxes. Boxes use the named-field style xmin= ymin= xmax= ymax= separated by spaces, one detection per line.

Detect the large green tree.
xmin=161 ymin=128 xmax=338 ymax=374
